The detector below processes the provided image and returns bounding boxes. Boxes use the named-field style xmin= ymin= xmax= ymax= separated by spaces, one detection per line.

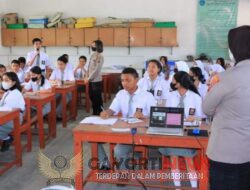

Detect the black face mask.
xmin=91 ymin=47 xmax=96 ymax=52
xmin=174 ymin=68 xmax=178 ymax=73
xmin=31 ymin=77 xmax=38 ymax=82
xmin=170 ymin=82 xmax=177 ymax=91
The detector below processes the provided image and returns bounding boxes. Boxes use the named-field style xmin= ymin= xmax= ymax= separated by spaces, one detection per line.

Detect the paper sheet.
xmin=111 ymin=128 xmax=130 ymax=132
xmin=121 ymin=117 xmax=143 ymax=124
xmin=0 ymin=106 xmax=12 ymax=112
xmin=80 ymin=116 xmax=118 ymax=125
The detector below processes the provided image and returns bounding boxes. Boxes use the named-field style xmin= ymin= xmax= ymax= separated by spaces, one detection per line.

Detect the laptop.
xmin=147 ymin=107 xmax=184 ymax=136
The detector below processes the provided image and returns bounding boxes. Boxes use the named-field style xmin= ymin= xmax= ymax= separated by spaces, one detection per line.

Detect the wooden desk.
xmin=55 ymin=84 xmax=77 ymax=128
xmin=73 ymin=120 xmax=209 ymax=190
xmin=0 ymin=109 xmax=21 ymax=175
xmin=75 ymin=80 xmax=90 ymax=113
xmin=24 ymin=93 xmax=56 ymax=149
xmin=102 ymin=74 xmax=110 ymax=103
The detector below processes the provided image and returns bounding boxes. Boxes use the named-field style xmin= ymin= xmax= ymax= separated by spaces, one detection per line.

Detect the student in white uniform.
xmin=0 ymin=72 xmax=25 ymax=152
xmin=18 ymin=57 xmax=28 ymax=74
xmin=193 ymin=60 xmax=210 ymax=81
xmin=23 ymin=66 xmax=52 ymax=116
xmin=74 ymin=56 xmax=87 ymax=80
xmin=11 ymin=60 xmax=25 ymax=84
xmin=49 ymin=56 xmax=75 ymax=118
xmin=159 ymin=56 xmax=170 ymax=81
xmin=0 ymin=64 xmax=7 ymax=89
xmin=100 ymin=68 xmax=156 ymax=170
xmin=26 ymin=38 xmax=54 ymax=75
xmin=138 ymin=59 xmax=170 ymax=104
xmin=62 ymin=54 xmax=74 ymax=73
xmin=189 ymin=67 xmax=208 ymax=99
xmin=159 ymin=71 xmax=202 ymax=189
xmin=216 ymin=57 xmax=226 ymax=70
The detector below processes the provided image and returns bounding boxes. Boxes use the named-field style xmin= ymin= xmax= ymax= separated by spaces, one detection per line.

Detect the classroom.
xmin=0 ymin=0 xmax=250 ymax=190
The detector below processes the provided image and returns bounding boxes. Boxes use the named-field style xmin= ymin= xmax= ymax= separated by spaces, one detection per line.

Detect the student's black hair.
xmin=2 ymin=72 xmax=22 ymax=92
xmin=30 ymin=66 xmax=45 ymax=86
xmin=18 ymin=57 xmax=26 ymax=64
xmin=121 ymin=67 xmax=139 ymax=79
xmin=32 ymin=38 xmax=42 ymax=44
xmin=0 ymin=64 xmax=6 ymax=70
xmin=79 ymin=56 xmax=87 ymax=62
xmin=57 ymin=56 xmax=68 ymax=64
xmin=62 ymin=54 xmax=69 ymax=62
xmin=93 ymin=40 xmax=103 ymax=53
xmin=216 ymin=57 xmax=225 ymax=69
xmin=11 ymin=59 xmax=20 ymax=66
xmin=147 ymin=59 xmax=163 ymax=74
xmin=190 ymin=67 xmax=206 ymax=84
xmin=173 ymin=71 xmax=200 ymax=96
xmin=160 ymin=56 xmax=168 ymax=63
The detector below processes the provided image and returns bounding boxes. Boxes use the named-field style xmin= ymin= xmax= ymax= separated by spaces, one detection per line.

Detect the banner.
xmin=196 ymin=0 xmax=239 ymax=59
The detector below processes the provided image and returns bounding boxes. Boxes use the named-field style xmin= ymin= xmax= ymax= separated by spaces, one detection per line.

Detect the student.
xmin=23 ymin=66 xmax=52 ymax=116
xmin=189 ymin=67 xmax=208 ymax=99
xmin=216 ymin=57 xmax=226 ymax=70
xmin=62 ymin=54 xmax=74 ymax=73
xmin=74 ymin=56 xmax=87 ymax=80
xmin=85 ymin=40 xmax=104 ymax=115
xmin=26 ymin=38 xmax=54 ymax=74
xmin=18 ymin=57 xmax=28 ymax=73
xmin=193 ymin=60 xmax=210 ymax=81
xmin=49 ymin=56 xmax=75 ymax=118
xmin=11 ymin=59 xmax=25 ymax=83
xmin=138 ymin=59 xmax=170 ymax=104
xmin=159 ymin=71 xmax=202 ymax=188
xmin=0 ymin=72 xmax=25 ymax=152
xmin=100 ymin=68 xmax=156 ymax=170
xmin=159 ymin=56 xmax=170 ymax=80
xmin=0 ymin=64 xmax=7 ymax=89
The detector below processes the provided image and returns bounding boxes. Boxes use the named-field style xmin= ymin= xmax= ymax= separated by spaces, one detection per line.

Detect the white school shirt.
xmin=24 ymin=78 xmax=51 ymax=91
xmin=109 ymin=87 xmax=156 ymax=117
xmin=0 ymin=89 xmax=25 ymax=111
xmin=15 ymin=70 xmax=25 ymax=83
xmin=138 ymin=76 xmax=170 ymax=101
xmin=21 ymin=66 xmax=29 ymax=74
xmin=65 ymin=62 xmax=74 ymax=72
xmin=197 ymin=82 xmax=208 ymax=99
xmin=144 ymin=71 xmax=165 ymax=80
xmin=75 ymin=68 xmax=87 ymax=79
xmin=166 ymin=90 xmax=202 ymax=118
xmin=49 ymin=68 xmax=75 ymax=81
xmin=26 ymin=50 xmax=54 ymax=72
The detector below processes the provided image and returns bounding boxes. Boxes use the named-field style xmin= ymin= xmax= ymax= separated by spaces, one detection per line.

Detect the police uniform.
xmin=138 ymin=75 xmax=170 ymax=102
xmin=24 ymin=78 xmax=52 ymax=116
xmin=49 ymin=68 xmax=75 ymax=116
xmin=26 ymin=50 xmax=54 ymax=74
xmin=0 ymin=89 xmax=25 ymax=140
xmin=159 ymin=90 xmax=202 ymax=157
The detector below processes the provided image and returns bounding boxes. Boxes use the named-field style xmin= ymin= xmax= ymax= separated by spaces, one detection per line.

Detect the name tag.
xmin=157 ymin=90 xmax=162 ymax=96
xmin=136 ymin=108 xmax=143 ymax=113
xmin=189 ymin=108 xmax=196 ymax=116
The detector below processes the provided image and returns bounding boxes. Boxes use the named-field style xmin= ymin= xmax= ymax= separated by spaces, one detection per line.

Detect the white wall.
xmin=0 ymin=0 xmax=249 ymax=69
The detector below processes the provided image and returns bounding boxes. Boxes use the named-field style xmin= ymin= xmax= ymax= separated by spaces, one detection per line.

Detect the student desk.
xmin=73 ymin=119 xmax=209 ymax=190
xmin=102 ymin=73 xmax=110 ymax=103
xmin=75 ymin=80 xmax=90 ymax=113
xmin=24 ymin=93 xmax=56 ymax=149
xmin=54 ymin=84 xmax=77 ymax=128
xmin=0 ymin=109 xmax=21 ymax=175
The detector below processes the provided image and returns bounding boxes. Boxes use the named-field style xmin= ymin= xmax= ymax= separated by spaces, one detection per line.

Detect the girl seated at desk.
xmin=0 ymin=72 xmax=25 ymax=152
xmin=49 ymin=56 xmax=75 ymax=118
xmin=23 ymin=66 xmax=52 ymax=118
xmin=159 ymin=71 xmax=202 ymax=189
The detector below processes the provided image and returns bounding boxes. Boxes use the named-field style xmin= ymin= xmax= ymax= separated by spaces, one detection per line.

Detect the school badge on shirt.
xmin=189 ymin=108 xmax=196 ymax=116
xmin=157 ymin=90 xmax=162 ymax=96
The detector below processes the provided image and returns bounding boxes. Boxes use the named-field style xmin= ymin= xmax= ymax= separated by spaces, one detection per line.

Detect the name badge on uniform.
xmin=157 ymin=90 xmax=162 ymax=96
xmin=41 ymin=60 xmax=45 ymax=65
xmin=189 ymin=108 xmax=196 ymax=116
xmin=148 ymin=89 xmax=154 ymax=96
xmin=136 ymin=108 xmax=143 ymax=113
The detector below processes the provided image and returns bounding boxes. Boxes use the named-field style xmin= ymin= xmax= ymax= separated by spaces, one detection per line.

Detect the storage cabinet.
xmin=129 ymin=28 xmax=145 ymax=47
xmin=98 ymin=28 xmax=114 ymax=46
xmin=1 ymin=29 xmax=28 ymax=46
xmin=84 ymin=28 xmax=98 ymax=46
xmin=114 ymin=28 xmax=129 ymax=47
xmin=41 ymin=29 xmax=56 ymax=46
xmin=28 ymin=29 xmax=42 ymax=46
xmin=145 ymin=28 xmax=161 ymax=46
xmin=70 ymin=28 xmax=84 ymax=46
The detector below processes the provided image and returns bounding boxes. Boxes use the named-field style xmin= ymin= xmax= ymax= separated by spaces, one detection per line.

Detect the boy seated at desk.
xmin=49 ymin=56 xmax=75 ymax=119
xmin=74 ymin=56 xmax=87 ymax=80
xmin=0 ymin=72 xmax=25 ymax=152
xmin=100 ymin=67 xmax=155 ymax=170
xmin=10 ymin=59 xmax=25 ymax=84
xmin=23 ymin=66 xmax=52 ymax=120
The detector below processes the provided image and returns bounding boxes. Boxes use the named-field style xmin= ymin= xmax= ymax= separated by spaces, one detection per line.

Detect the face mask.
xmin=170 ymin=82 xmax=177 ymax=91
xmin=228 ymin=49 xmax=236 ymax=63
xmin=31 ymin=77 xmax=38 ymax=82
xmin=91 ymin=47 xmax=96 ymax=52
xmin=2 ymin=82 xmax=12 ymax=91
xmin=174 ymin=68 xmax=178 ymax=73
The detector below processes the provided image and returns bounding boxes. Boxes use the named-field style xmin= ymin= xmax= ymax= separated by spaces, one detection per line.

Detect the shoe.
xmin=1 ymin=136 xmax=14 ymax=152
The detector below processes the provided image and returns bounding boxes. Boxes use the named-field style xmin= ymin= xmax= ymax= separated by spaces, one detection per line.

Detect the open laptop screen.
xmin=150 ymin=107 xmax=184 ymax=128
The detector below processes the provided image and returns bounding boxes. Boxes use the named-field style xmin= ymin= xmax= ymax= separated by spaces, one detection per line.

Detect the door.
xmin=1 ymin=29 xmax=15 ymax=46
xmin=98 ymin=28 xmax=114 ymax=46
xmin=56 ymin=29 xmax=70 ymax=46
xmin=14 ymin=29 xmax=28 ymax=46
xmin=84 ymin=28 xmax=98 ymax=46
xmin=41 ymin=29 xmax=56 ymax=46
xmin=70 ymin=28 xmax=84 ymax=46
xmin=161 ymin=28 xmax=178 ymax=47
xmin=114 ymin=28 xmax=129 ymax=47
xmin=28 ymin=29 xmax=42 ymax=46
xmin=129 ymin=28 xmax=145 ymax=47
xmin=145 ymin=28 xmax=161 ymax=46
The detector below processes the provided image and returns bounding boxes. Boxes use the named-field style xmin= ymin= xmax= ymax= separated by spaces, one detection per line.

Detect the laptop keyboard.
xmin=147 ymin=127 xmax=183 ymax=136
